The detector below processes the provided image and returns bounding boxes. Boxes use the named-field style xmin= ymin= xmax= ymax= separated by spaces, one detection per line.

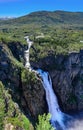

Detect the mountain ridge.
xmin=0 ymin=10 xmax=83 ymax=26
xmin=16 ymin=10 xmax=83 ymax=25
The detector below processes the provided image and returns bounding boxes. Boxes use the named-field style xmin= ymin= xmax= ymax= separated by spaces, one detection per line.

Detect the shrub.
xmin=22 ymin=115 xmax=34 ymax=130
xmin=36 ymin=113 xmax=54 ymax=130
xmin=0 ymin=82 xmax=6 ymax=130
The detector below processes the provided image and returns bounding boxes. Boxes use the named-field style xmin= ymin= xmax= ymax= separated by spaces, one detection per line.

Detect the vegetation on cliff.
xmin=0 ymin=80 xmax=53 ymax=130
xmin=0 ymin=81 xmax=34 ymax=130
xmin=0 ymin=39 xmax=54 ymax=129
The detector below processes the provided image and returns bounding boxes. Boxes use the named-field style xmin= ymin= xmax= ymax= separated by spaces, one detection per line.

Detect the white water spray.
xmin=24 ymin=36 xmax=33 ymax=70
xmin=37 ymin=69 xmax=66 ymax=130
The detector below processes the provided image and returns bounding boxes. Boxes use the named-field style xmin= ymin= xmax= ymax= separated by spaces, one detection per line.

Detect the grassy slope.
xmin=0 ymin=10 xmax=83 ymax=50
xmin=0 ymin=10 xmax=83 ymax=63
xmin=0 ymin=11 xmax=83 ymax=25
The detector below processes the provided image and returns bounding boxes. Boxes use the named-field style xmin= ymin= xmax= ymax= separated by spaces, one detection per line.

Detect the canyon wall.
xmin=0 ymin=41 xmax=83 ymax=120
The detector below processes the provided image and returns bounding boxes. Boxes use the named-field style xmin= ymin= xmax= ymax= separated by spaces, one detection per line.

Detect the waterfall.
xmin=24 ymin=36 xmax=33 ymax=70
xmin=24 ymin=36 xmax=66 ymax=130
xmin=24 ymin=36 xmax=83 ymax=130
xmin=37 ymin=69 xmax=66 ymax=130
xmin=36 ymin=70 xmax=83 ymax=130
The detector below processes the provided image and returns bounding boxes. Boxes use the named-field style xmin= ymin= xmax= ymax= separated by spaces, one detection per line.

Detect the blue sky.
xmin=0 ymin=0 xmax=83 ymax=17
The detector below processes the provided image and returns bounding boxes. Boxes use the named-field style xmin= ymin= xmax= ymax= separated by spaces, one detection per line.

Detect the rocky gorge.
xmin=0 ymin=40 xmax=83 ymax=124
xmin=31 ymin=50 xmax=83 ymax=113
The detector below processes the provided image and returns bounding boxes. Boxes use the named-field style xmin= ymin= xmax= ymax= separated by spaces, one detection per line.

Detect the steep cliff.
xmin=0 ymin=41 xmax=46 ymax=121
xmin=0 ymin=40 xmax=83 ymax=125
xmin=0 ymin=81 xmax=34 ymax=130
xmin=31 ymin=50 xmax=83 ymax=113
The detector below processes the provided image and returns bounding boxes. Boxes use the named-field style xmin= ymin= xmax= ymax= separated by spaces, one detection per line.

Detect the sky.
xmin=0 ymin=0 xmax=83 ymax=17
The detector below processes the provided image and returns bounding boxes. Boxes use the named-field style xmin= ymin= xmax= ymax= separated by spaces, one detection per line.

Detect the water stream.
xmin=24 ymin=36 xmax=83 ymax=130
xmin=24 ymin=36 xmax=33 ymax=70
xmin=37 ymin=69 xmax=66 ymax=130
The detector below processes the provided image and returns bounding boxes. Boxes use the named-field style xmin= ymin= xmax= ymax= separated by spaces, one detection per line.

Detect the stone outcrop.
xmin=8 ymin=41 xmax=26 ymax=62
xmin=31 ymin=50 xmax=83 ymax=113
xmin=21 ymin=69 xmax=47 ymax=119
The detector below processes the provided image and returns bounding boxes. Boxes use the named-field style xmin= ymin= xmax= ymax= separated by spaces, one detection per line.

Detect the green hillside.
xmin=12 ymin=10 xmax=83 ymax=25
xmin=1 ymin=10 xmax=83 ymax=25
xmin=0 ymin=10 xmax=83 ymax=54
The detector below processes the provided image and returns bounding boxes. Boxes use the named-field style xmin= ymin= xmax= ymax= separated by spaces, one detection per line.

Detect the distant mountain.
xmin=0 ymin=16 xmax=16 ymax=20
xmin=20 ymin=10 xmax=83 ymax=25
xmin=0 ymin=10 xmax=83 ymax=26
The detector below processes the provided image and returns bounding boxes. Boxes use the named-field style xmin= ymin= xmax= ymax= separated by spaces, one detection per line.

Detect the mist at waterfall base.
xmin=37 ymin=69 xmax=83 ymax=130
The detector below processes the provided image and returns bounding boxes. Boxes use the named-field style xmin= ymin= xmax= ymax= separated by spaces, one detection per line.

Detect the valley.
xmin=0 ymin=10 xmax=83 ymax=130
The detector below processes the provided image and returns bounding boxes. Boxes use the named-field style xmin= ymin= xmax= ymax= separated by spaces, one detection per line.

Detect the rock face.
xmin=0 ymin=41 xmax=83 ymax=121
xmin=8 ymin=41 xmax=26 ymax=62
xmin=21 ymin=69 xmax=47 ymax=119
xmin=31 ymin=50 xmax=83 ymax=113
xmin=0 ymin=42 xmax=47 ymax=120
xmin=5 ymin=123 xmax=14 ymax=130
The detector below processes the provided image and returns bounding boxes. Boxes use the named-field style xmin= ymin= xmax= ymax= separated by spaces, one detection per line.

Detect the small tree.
xmin=36 ymin=113 xmax=54 ymax=130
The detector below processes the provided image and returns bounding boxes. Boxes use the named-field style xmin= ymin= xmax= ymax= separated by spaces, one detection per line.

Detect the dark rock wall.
xmin=0 ymin=42 xmax=47 ymax=120
xmin=21 ymin=69 xmax=47 ymax=119
xmin=0 ymin=41 xmax=83 ymax=120
xmin=31 ymin=50 xmax=83 ymax=113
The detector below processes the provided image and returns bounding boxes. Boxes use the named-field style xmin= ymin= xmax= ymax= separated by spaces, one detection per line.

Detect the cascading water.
xmin=24 ymin=36 xmax=33 ymax=70
xmin=24 ymin=36 xmax=83 ymax=130
xmin=24 ymin=36 xmax=67 ymax=130
xmin=37 ymin=69 xmax=66 ymax=130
